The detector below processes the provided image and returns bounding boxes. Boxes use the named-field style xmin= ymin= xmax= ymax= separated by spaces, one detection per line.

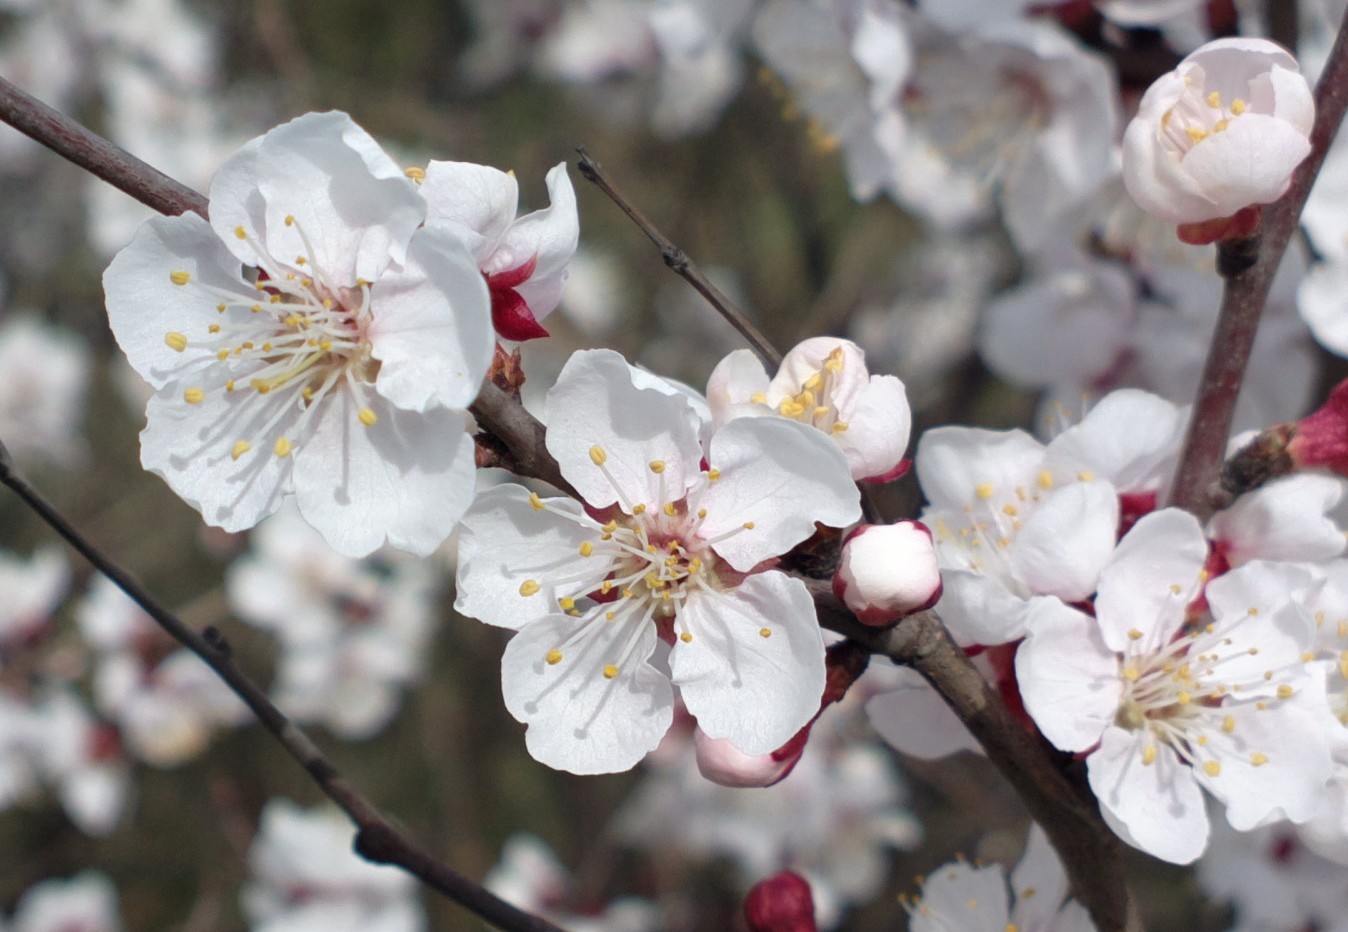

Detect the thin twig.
xmin=574 ymin=147 xmax=783 ymax=368
xmin=0 ymin=444 xmax=562 ymax=932
xmin=1168 ymin=7 xmax=1348 ymax=519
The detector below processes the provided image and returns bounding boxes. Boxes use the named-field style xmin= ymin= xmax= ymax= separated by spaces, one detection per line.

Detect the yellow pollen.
xmin=1127 ymin=628 xmax=1143 ymax=640
xmin=707 ymin=468 xmax=721 ymax=481
xmin=1036 ymin=470 xmax=1054 ymax=490
xmin=603 ymin=664 xmax=619 ymax=679
xmin=165 ymin=331 xmax=188 ymax=352
xmin=231 ymin=440 xmax=252 ymax=461
xmin=546 ymin=649 xmax=562 ymax=665
xmin=182 ymin=387 xmax=204 ymax=404
xmin=974 ymin=483 xmax=994 ymax=500
xmin=1002 ymin=504 xmax=1018 ymax=517
xmin=749 ymin=392 xmax=767 ymax=404
xmin=830 ymin=422 xmax=848 ymax=434
xmin=1277 ymin=684 xmax=1294 ymax=699
xmin=743 ymin=521 xmax=755 ymax=530
xmin=284 ymin=215 xmax=295 ymax=226
xmin=1247 ymin=607 xmax=1259 ymax=616
xmin=1122 ymin=666 xmax=1140 ymax=681
xmin=680 ymin=632 xmax=692 ymax=643
xmin=529 ymin=492 xmax=545 ymax=510
xmin=519 ymin=580 xmax=540 ymax=596
xmin=697 ymin=508 xmax=707 ymax=519
xmin=1186 ymin=126 xmax=1208 ymax=144
xmin=602 ymin=520 xmax=617 ymax=533
xmin=589 ymin=445 xmax=607 ymax=466
xmin=1142 ymin=745 xmax=1157 ymax=765
xmin=1077 ymin=471 xmax=1094 ymax=482
xmin=169 ymin=270 xmax=191 ymax=285
xmin=663 ymin=503 xmax=677 ymax=517
xmin=1251 ymin=752 xmax=1269 ymax=766
xmin=208 ymin=324 xmax=221 ymax=334
xmin=1169 ymin=584 xmax=1182 ymax=595
xmin=404 ymin=166 xmax=426 ymax=182
xmin=633 ymin=504 xmax=647 ymax=515
xmin=274 ymin=437 xmax=292 ymax=458
xmin=1203 ymin=760 xmax=1221 ymax=777
xmin=803 ymin=372 xmax=824 ymax=392
xmin=357 ymin=407 xmax=378 ymax=427
xmin=1213 ymin=118 xmax=1230 ymax=132
xmin=579 ymin=541 xmax=594 ymax=557
xmin=559 ymin=597 xmax=575 ymax=611
xmin=216 ymin=302 xmax=226 ymax=313
xmin=225 ymin=380 xmax=235 ymax=392
xmin=1177 ymin=691 xmax=1191 ymax=705
xmin=824 ymin=347 xmax=844 ymax=371
xmin=605 ymin=611 xmax=616 ymax=620
xmin=233 ymin=225 xmax=247 ymax=239
xmin=1206 ymin=90 xmax=1221 ymax=108
xmin=649 ymin=460 xmax=666 ymax=474
xmin=251 ymin=304 xmax=262 ymax=313
xmin=759 ymin=627 xmax=772 ymax=638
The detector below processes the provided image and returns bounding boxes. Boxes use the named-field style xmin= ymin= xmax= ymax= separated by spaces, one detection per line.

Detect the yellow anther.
xmin=169 ymin=270 xmax=191 ymax=286
xmin=1122 ymin=666 xmax=1140 ymax=682
xmin=559 ymin=597 xmax=575 ymax=611
xmin=803 ymin=372 xmax=824 ymax=392
xmin=1169 ymin=584 xmax=1182 ymax=595
xmin=404 ymin=166 xmax=426 ymax=182
xmin=588 ymin=445 xmax=608 ymax=466
xmin=1036 ymin=470 xmax=1054 ymax=490
xmin=546 ymin=649 xmax=563 ymax=665
xmin=759 ymin=627 xmax=772 ymax=638
xmin=974 ymin=483 xmax=995 ymax=500
xmin=1231 ymin=98 xmax=1246 ymax=115
xmin=1077 ymin=470 xmax=1094 ymax=482
xmin=602 ymin=520 xmax=618 ymax=533
xmin=529 ymin=492 xmax=545 ymax=511
xmin=663 ymin=503 xmax=678 ymax=517
xmin=796 ymin=389 xmax=816 ymax=408
xmin=830 ymin=422 xmax=848 ymax=434
xmin=274 ymin=437 xmax=292 ymax=458
xmin=1177 ymin=691 xmax=1191 ymax=705
xmin=707 ymin=468 xmax=721 ymax=481
xmin=208 ymin=324 xmax=221 ymax=334
xmin=1142 ymin=745 xmax=1157 ymax=765
xmin=633 ymin=503 xmax=647 ymax=515
xmin=1203 ymin=760 xmax=1221 ymax=777
xmin=603 ymin=664 xmax=619 ymax=679
xmin=358 ymin=407 xmax=378 ymax=427
xmin=250 ymin=379 xmax=270 ymax=395
xmin=251 ymin=304 xmax=262 ymax=313
xmin=1186 ymin=126 xmax=1208 ymax=144
xmin=216 ymin=302 xmax=226 ymax=313
xmin=649 ymin=460 xmax=666 ymax=474
xmin=743 ymin=521 xmax=755 ymax=530
xmin=605 ymin=611 xmax=616 ymax=620
xmin=231 ymin=440 xmax=252 ymax=461
xmin=1213 ymin=119 xmax=1230 ymax=133
xmin=749 ymin=392 xmax=767 ymax=404
xmin=600 ymin=580 xmax=614 ymax=594
xmin=1221 ymin=715 xmax=1236 ymax=733
xmin=1251 ymin=752 xmax=1269 ymax=766
xmin=234 ymin=225 xmax=248 ymax=239
xmin=183 ymin=387 xmax=205 ymax=404
xmin=1127 ymin=628 xmax=1143 ymax=641
xmin=284 ymin=215 xmax=295 ymax=226
xmin=578 ymin=541 xmax=594 ymax=558
xmin=1277 ymin=684 xmax=1294 ymax=699
xmin=824 ymin=347 xmax=844 ymax=372
xmin=680 ymin=632 xmax=693 ymax=643
xmin=225 ymin=380 xmax=235 ymax=392
xmin=1206 ymin=90 xmax=1222 ymax=108
xmin=1002 ymin=504 xmax=1018 ymax=517
xmin=519 ymin=580 xmax=541 ymax=597
xmin=165 ymin=331 xmax=188 ymax=352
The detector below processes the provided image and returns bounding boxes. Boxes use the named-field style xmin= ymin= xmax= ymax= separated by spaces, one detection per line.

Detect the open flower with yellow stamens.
xmin=102 ymin=112 xmax=492 ymax=557
xmin=1017 ymin=509 xmax=1334 ymax=865
xmin=455 ymin=349 xmax=860 ymax=774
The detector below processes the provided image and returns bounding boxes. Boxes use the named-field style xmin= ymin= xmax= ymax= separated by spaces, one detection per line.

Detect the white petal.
xmin=1009 ymin=481 xmax=1119 ymax=602
xmin=670 ymin=572 xmax=825 ymax=756
xmin=909 ymin=861 xmax=1010 ymax=932
xmin=501 ymin=615 xmax=672 ymax=774
xmin=1095 ymin=509 xmax=1208 ymax=653
xmin=369 ymin=225 xmax=492 ymax=412
xmin=455 ymin=485 xmax=602 ymax=631
xmin=1043 ymin=388 xmax=1186 ymax=494
xmin=544 ymin=349 xmax=703 ymax=513
xmin=420 ymin=160 xmax=520 ymax=259
xmin=210 ymin=111 xmax=424 ymax=283
xmin=292 ymin=396 xmax=475 ymax=557
xmin=932 ymin=572 xmax=1038 ymax=647
xmin=1179 ymin=115 xmax=1311 ymax=219
xmin=916 ymin=427 xmax=1045 ymax=514
xmin=705 ymin=348 xmax=769 ymax=430
xmin=1017 ymin=598 xmax=1120 ymax=753
xmin=1088 ymin=727 xmax=1210 ymax=864
xmin=499 ymin=163 xmax=580 ymax=324
xmin=866 ymin=666 xmax=982 ymax=759
xmin=1009 ymin=825 xmax=1071 ymax=931
xmin=1209 ymin=474 xmax=1346 ymax=566
xmin=837 ymin=374 xmax=910 ymax=480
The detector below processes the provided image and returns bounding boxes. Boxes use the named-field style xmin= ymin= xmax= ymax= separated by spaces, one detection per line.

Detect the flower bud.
xmin=833 ymin=521 xmax=941 ymax=626
xmin=744 ymin=871 xmax=817 ymax=932
xmin=694 ymin=727 xmax=803 ymax=788
xmin=1122 ymin=38 xmax=1314 ymax=231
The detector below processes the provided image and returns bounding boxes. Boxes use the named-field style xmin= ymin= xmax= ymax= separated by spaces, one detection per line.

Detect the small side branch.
xmin=575 ymin=147 xmax=783 ymax=368
xmin=1168 ymin=7 xmax=1348 ymax=519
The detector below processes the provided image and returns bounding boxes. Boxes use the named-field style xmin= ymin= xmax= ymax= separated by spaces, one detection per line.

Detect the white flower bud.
xmin=833 ymin=521 xmax=941 ymax=627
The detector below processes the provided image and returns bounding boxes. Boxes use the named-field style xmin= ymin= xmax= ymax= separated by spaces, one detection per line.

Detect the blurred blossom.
xmin=6 ymin=871 xmax=123 ymax=932
xmin=485 ymin=834 xmax=661 ymax=932
xmin=227 ymin=503 xmax=442 ymax=741
xmin=557 ymin=248 xmax=628 ymax=337
xmin=0 ymin=315 xmax=90 ymax=466
xmin=0 ymin=546 xmax=69 ymax=648
xmin=242 ymin=798 xmax=425 ymax=932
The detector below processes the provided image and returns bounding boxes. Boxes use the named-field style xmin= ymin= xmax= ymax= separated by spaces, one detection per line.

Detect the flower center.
xmin=753 ymin=346 xmax=850 ymax=435
xmin=1160 ymin=77 xmax=1249 ymax=156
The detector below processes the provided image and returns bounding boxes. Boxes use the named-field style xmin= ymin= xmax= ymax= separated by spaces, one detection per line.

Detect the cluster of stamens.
xmin=162 ymin=215 xmax=381 ymax=464
xmin=752 ymin=346 xmax=849 ymax=435
xmin=516 ymin=450 xmax=764 ymax=683
xmin=1161 ymin=82 xmax=1249 ymax=155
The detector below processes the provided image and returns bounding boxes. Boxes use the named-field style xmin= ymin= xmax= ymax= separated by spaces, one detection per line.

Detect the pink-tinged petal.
xmin=499 ymin=163 xmax=579 ymax=325
xmin=671 ymin=573 xmax=825 ymax=756
xmin=544 ymin=349 xmax=703 ymax=512
xmin=210 ymin=111 xmax=424 ymax=283
xmin=1010 ymin=481 xmax=1119 ymax=602
xmin=693 ymin=728 xmax=798 ymax=788
xmin=1209 ymin=474 xmax=1346 ymax=566
xmin=837 ymin=374 xmax=910 ymax=480
xmin=500 ymin=614 xmax=671 ymax=775
xmin=103 ymin=212 xmax=260 ymax=389
xmin=1017 ymin=598 xmax=1120 ymax=753
xmin=140 ymin=382 xmax=300 ymax=533
xmin=455 ymin=485 xmax=602 ymax=631
xmin=866 ymin=666 xmax=982 ymax=759
xmin=292 ymin=395 xmax=475 ymax=557
xmin=420 ymin=160 xmax=520 ymax=260
xmin=916 ymin=427 xmax=1045 ymax=514
xmin=1095 ymin=509 xmax=1208 ymax=653
xmin=700 ymin=418 xmax=859 ymax=572
xmin=1087 ymin=727 xmax=1209 ymax=864
xmin=706 ymin=348 xmax=770 ymax=430
xmin=368 ymin=226 xmax=492 ymax=412
xmin=1197 ymin=673 xmax=1335 ymax=829
xmin=1179 ymin=115 xmax=1311 ymax=218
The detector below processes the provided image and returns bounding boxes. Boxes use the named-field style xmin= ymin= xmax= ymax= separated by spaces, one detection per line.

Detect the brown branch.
xmin=0 ymin=444 xmax=562 ymax=932
xmin=574 ymin=147 xmax=783 ymax=369
xmin=1168 ymin=7 xmax=1348 ymax=519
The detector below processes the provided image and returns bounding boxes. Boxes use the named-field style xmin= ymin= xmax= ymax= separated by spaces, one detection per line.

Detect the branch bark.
xmin=1168 ymin=7 xmax=1348 ymax=519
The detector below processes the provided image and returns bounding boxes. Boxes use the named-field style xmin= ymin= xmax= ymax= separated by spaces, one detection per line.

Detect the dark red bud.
xmin=745 ymin=871 xmax=816 ymax=932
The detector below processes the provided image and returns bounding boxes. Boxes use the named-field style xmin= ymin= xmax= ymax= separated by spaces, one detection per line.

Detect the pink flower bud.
xmin=833 ymin=521 xmax=942 ymax=626
xmin=1122 ymin=38 xmax=1314 ymax=227
xmin=1289 ymin=379 xmax=1348 ymax=473
xmin=694 ymin=727 xmax=803 ymax=788
xmin=744 ymin=871 xmax=817 ymax=932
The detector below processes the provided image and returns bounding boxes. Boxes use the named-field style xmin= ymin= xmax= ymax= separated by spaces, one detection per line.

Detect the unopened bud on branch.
xmin=832 ymin=521 xmax=942 ymax=626
xmin=744 ymin=871 xmax=817 ymax=932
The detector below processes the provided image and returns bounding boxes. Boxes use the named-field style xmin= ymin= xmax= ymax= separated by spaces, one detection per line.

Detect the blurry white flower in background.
xmin=0 ymin=316 xmax=90 ymax=466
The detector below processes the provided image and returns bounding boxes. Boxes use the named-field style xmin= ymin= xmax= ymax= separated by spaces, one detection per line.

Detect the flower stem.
xmin=1168 ymin=7 xmax=1348 ymax=520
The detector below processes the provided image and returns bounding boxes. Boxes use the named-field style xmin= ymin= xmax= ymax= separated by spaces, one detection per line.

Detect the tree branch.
xmin=1168 ymin=7 xmax=1348 ymax=519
